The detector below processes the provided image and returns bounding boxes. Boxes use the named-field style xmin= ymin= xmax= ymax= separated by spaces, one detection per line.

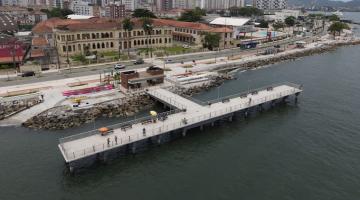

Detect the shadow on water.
xmin=60 ymin=97 xmax=300 ymax=181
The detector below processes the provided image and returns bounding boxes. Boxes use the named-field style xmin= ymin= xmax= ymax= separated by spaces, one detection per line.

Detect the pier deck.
xmin=59 ymin=83 xmax=302 ymax=164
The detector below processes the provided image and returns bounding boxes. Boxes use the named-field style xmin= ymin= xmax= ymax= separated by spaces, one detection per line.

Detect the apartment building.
xmin=253 ymin=0 xmax=287 ymax=10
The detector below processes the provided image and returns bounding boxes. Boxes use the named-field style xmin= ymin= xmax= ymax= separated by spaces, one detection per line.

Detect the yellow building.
xmin=32 ymin=17 xmax=174 ymax=57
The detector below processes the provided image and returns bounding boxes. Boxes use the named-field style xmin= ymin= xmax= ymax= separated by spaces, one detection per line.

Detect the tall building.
xmin=71 ymin=0 xmax=94 ymax=16
xmin=122 ymin=0 xmax=136 ymax=10
xmin=253 ymin=0 xmax=287 ymax=10
xmin=177 ymin=0 xmax=244 ymax=10
xmin=106 ymin=3 xmax=126 ymax=18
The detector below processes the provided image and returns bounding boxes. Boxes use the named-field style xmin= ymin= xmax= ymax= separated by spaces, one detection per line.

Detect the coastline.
xmin=4 ymin=37 xmax=360 ymax=130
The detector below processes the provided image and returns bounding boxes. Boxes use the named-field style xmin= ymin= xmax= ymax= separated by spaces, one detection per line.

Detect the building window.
xmin=110 ymin=32 xmax=113 ymax=38
xmin=110 ymin=42 xmax=113 ymax=47
xmin=78 ymin=44 xmax=81 ymax=51
xmin=77 ymin=34 xmax=80 ymax=40
xmin=93 ymin=43 xmax=96 ymax=49
xmin=97 ymin=43 xmax=100 ymax=49
xmin=63 ymin=46 xmax=66 ymax=52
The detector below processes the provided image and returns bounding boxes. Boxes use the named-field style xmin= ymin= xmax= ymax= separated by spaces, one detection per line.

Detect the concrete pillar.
xmin=131 ymin=143 xmax=136 ymax=154
xmin=259 ymin=103 xmax=263 ymax=112
xmin=157 ymin=135 xmax=161 ymax=144
xmin=182 ymin=129 xmax=187 ymax=137
xmin=211 ymin=121 xmax=215 ymax=127
xmin=228 ymin=116 xmax=233 ymax=122
xmin=200 ymin=125 xmax=204 ymax=131
xmin=271 ymin=100 xmax=276 ymax=107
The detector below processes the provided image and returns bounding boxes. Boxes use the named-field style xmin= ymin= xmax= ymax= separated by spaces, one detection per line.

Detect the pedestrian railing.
xmin=62 ymin=87 xmax=301 ymax=162
xmin=59 ymin=109 xmax=183 ymax=144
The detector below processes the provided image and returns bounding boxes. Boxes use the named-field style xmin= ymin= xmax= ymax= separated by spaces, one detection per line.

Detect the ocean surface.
xmin=0 ymin=12 xmax=360 ymax=200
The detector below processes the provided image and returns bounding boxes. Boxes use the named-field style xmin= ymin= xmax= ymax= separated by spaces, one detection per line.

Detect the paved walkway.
xmin=0 ymin=87 xmax=66 ymax=125
xmin=59 ymin=83 xmax=302 ymax=163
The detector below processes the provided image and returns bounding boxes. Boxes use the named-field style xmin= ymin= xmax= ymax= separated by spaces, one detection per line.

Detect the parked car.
xmin=165 ymin=59 xmax=173 ymax=63
xmin=133 ymin=58 xmax=144 ymax=65
xmin=182 ymin=44 xmax=190 ymax=49
xmin=21 ymin=71 xmax=35 ymax=77
xmin=114 ymin=64 xmax=126 ymax=70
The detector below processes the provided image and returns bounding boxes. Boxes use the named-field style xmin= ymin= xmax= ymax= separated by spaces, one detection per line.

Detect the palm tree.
xmin=328 ymin=22 xmax=350 ymax=36
xmin=142 ymin=17 xmax=153 ymax=58
xmin=122 ymin=18 xmax=134 ymax=58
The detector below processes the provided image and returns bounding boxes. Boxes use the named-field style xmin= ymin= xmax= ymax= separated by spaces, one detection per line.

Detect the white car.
xmin=114 ymin=64 xmax=126 ymax=70
xmin=182 ymin=44 xmax=190 ymax=48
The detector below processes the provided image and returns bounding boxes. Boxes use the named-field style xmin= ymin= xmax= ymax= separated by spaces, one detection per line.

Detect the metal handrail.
xmin=179 ymin=82 xmax=302 ymax=106
xmin=59 ymin=109 xmax=183 ymax=144
xmin=63 ymin=87 xmax=300 ymax=161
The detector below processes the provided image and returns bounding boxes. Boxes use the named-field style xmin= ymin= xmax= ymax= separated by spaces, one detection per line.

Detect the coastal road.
xmin=0 ymin=35 xmax=315 ymax=87
xmin=0 ymin=62 xmax=152 ymax=87
xmin=164 ymin=36 xmax=312 ymax=64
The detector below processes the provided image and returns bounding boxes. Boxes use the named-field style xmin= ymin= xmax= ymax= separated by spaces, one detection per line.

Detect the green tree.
xmin=203 ymin=33 xmax=220 ymax=51
xmin=258 ymin=20 xmax=269 ymax=28
xmin=285 ymin=16 xmax=296 ymax=27
xmin=273 ymin=21 xmax=285 ymax=31
xmin=328 ymin=14 xmax=340 ymax=21
xmin=328 ymin=22 xmax=350 ymax=36
xmin=142 ymin=17 xmax=154 ymax=57
xmin=178 ymin=7 xmax=206 ymax=22
xmin=122 ymin=18 xmax=134 ymax=57
xmin=229 ymin=7 xmax=263 ymax=17
xmin=43 ymin=8 xmax=74 ymax=19
xmin=132 ymin=9 xmax=157 ymax=18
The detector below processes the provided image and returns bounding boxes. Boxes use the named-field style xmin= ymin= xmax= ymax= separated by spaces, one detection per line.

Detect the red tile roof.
xmin=32 ymin=17 xmax=173 ymax=33
xmin=30 ymin=49 xmax=45 ymax=58
xmin=153 ymin=19 xmax=233 ymax=33
xmin=32 ymin=37 xmax=48 ymax=46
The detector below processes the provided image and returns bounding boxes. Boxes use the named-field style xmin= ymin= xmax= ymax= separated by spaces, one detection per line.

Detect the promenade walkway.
xmin=59 ymin=83 xmax=302 ymax=164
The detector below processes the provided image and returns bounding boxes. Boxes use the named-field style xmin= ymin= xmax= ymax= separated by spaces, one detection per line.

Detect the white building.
xmin=253 ymin=0 xmax=287 ymax=10
xmin=71 ymin=0 xmax=94 ymax=16
xmin=264 ymin=9 xmax=304 ymax=22
xmin=210 ymin=17 xmax=251 ymax=38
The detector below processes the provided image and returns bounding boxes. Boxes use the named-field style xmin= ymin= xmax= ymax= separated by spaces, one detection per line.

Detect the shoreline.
xmin=3 ymin=37 xmax=360 ymax=130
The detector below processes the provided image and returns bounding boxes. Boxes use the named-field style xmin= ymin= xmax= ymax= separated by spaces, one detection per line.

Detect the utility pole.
xmin=66 ymin=39 xmax=70 ymax=73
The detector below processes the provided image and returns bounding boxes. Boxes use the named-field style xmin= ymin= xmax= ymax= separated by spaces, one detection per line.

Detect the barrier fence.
xmin=62 ymin=87 xmax=300 ymax=161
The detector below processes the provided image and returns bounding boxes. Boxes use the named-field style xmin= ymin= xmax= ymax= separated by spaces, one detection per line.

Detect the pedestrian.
xmin=41 ymin=94 xmax=44 ymax=101
xmin=143 ymin=128 xmax=146 ymax=136
xmin=107 ymin=138 xmax=110 ymax=146
xmin=114 ymin=136 xmax=118 ymax=144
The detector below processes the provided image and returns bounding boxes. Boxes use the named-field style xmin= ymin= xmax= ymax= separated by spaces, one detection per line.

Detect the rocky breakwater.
xmin=23 ymin=94 xmax=155 ymax=130
xmin=218 ymin=38 xmax=360 ymax=72
xmin=0 ymin=96 xmax=42 ymax=120
xmin=172 ymin=75 xmax=233 ymax=96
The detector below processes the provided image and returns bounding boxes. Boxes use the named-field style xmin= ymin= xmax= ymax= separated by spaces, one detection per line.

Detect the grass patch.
xmin=182 ymin=64 xmax=193 ymax=68
xmin=71 ymin=54 xmax=87 ymax=63
xmin=100 ymin=51 xmax=118 ymax=57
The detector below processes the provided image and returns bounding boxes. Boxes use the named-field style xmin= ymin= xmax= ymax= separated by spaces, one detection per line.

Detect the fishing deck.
xmin=58 ymin=82 xmax=302 ymax=170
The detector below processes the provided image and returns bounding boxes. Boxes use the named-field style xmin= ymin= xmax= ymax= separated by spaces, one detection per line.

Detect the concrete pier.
xmin=58 ymin=82 xmax=302 ymax=171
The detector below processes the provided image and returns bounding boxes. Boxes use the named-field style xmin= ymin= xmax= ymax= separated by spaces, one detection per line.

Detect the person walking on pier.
xmin=107 ymin=138 xmax=110 ymax=147
xmin=114 ymin=136 xmax=118 ymax=144
xmin=143 ymin=128 xmax=146 ymax=136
